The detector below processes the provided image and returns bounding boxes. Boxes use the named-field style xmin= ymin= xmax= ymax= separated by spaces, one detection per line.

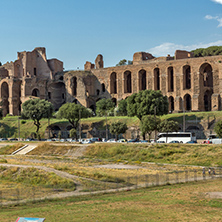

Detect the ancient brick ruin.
xmin=1 ymin=47 xmax=222 ymax=117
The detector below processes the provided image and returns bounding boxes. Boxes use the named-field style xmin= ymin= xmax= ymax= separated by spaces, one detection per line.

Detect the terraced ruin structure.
xmin=0 ymin=47 xmax=222 ymax=116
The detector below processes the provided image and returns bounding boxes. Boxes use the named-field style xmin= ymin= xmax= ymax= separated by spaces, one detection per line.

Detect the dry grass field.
xmin=0 ymin=142 xmax=222 ymax=221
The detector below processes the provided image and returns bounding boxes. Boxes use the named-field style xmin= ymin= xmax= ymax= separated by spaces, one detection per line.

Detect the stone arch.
xmin=138 ymin=69 xmax=146 ymax=91
xmin=66 ymin=125 xmax=72 ymax=131
xmin=124 ymin=70 xmax=132 ymax=93
xmin=1 ymin=82 xmax=9 ymax=116
xmin=184 ymin=94 xmax=192 ymax=111
xmin=110 ymin=72 xmax=117 ymax=94
xmin=183 ymin=65 xmax=191 ymax=89
xmin=32 ymin=88 xmax=40 ymax=97
xmin=168 ymin=67 xmax=174 ymax=92
xmin=71 ymin=76 xmax=77 ymax=96
xmin=154 ymin=68 xmax=160 ymax=90
xmin=89 ymin=105 xmax=96 ymax=113
xmin=168 ymin=96 xmax=174 ymax=112
xmin=101 ymin=83 xmax=105 ymax=92
xmin=204 ymin=90 xmax=213 ymax=111
xmin=199 ymin=63 xmax=213 ymax=87
xmin=112 ymin=98 xmax=117 ymax=106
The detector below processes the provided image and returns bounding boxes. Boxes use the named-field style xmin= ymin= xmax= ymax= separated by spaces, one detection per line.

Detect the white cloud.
xmin=205 ymin=14 xmax=222 ymax=27
xmin=148 ymin=41 xmax=222 ymax=57
xmin=211 ymin=0 xmax=222 ymax=4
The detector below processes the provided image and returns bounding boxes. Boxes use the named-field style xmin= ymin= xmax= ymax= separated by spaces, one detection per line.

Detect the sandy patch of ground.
xmin=206 ymin=192 xmax=222 ymax=199
xmin=94 ymin=163 xmax=143 ymax=169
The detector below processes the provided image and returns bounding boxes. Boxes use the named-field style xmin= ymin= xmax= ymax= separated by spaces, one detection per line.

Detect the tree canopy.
xmin=109 ymin=121 xmax=128 ymax=140
xmin=191 ymin=46 xmax=222 ymax=57
xmin=96 ymin=98 xmax=115 ymax=116
xmin=22 ymin=99 xmax=53 ymax=133
xmin=116 ymin=99 xmax=128 ymax=116
xmin=214 ymin=120 xmax=222 ymax=138
xmin=140 ymin=115 xmax=161 ymax=141
xmin=127 ymin=90 xmax=168 ymax=120
xmin=116 ymin=59 xmax=133 ymax=66
xmin=158 ymin=119 xmax=179 ymax=133
xmin=57 ymin=103 xmax=90 ymax=129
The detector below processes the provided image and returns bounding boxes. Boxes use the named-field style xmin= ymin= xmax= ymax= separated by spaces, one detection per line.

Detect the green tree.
xmin=140 ymin=115 xmax=161 ymax=141
xmin=214 ymin=120 xmax=222 ymax=138
xmin=109 ymin=121 xmax=128 ymax=140
xmin=0 ymin=125 xmax=6 ymax=137
xmin=96 ymin=98 xmax=115 ymax=116
xmin=69 ymin=128 xmax=77 ymax=139
xmin=127 ymin=90 xmax=168 ymax=120
xmin=22 ymin=99 xmax=53 ymax=133
xmin=116 ymin=99 xmax=127 ymax=116
xmin=158 ymin=119 xmax=179 ymax=143
xmin=116 ymin=59 xmax=133 ymax=66
xmin=57 ymin=103 xmax=89 ymax=129
xmin=192 ymin=46 xmax=222 ymax=57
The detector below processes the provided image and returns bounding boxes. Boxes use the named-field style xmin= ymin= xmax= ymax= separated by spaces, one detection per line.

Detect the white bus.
xmin=157 ymin=132 xmax=196 ymax=143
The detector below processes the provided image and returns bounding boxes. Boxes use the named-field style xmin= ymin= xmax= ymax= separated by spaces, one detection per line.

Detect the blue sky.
xmin=0 ymin=0 xmax=222 ymax=70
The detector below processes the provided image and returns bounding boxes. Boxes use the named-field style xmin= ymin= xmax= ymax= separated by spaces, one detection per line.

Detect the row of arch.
xmin=168 ymin=90 xmax=213 ymax=112
xmin=110 ymin=63 xmax=213 ymax=94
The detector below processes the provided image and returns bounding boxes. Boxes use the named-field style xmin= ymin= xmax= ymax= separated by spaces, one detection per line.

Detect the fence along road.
xmin=0 ymin=163 xmax=221 ymax=207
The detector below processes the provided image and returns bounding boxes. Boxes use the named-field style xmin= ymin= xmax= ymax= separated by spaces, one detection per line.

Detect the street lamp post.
xmin=106 ymin=111 xmax=108 ymax=141
xmin=79 ymin=109 xmax=81 ymax=141
xmin=154 ymin=106 xmax=157 ymax=142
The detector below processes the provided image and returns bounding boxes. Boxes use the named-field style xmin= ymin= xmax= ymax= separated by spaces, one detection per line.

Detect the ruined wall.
xmin=89 ymin=54 xmax=222 ymax=113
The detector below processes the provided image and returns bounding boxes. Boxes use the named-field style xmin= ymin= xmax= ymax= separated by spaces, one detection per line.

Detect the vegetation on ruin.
xmin=0 ymin=110 xmax=221 ymax=139
xmin=96 ymin=98 xmax=115 ymax=116
xmin=192 ymin=45 xmax=222 ymax=57
xmin=127 ymin=90 xmax=169 ymax=120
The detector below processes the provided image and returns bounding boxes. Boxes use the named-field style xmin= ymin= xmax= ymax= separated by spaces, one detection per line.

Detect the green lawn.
xmin=1 ymin=179 xmax=222 ymax=222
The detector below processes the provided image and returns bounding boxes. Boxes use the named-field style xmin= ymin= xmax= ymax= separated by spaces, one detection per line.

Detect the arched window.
xmin=204 ymin=90 xmax=213 ymax=111
xmin=1 ymin=82 xmax=9 ymax=116
xmin=168 ymin=96 xmax=174 ymax=112
xmin=71 ymin=77 xmax=77 ymax=96
xmin=101 ymin=83 xmax=105 ymax=92
xmin=139 ymin=69 xmax=146 ymax=91
xmin=183 ymin=65 xmax=191 ymax=89
xmin=154 ymin=68 xmax=160 ymax=90
xmin=184 ymin=94 xmax=192 ymax=111
xmin=124 ymin=71 xmax=132 ymax=93
xmin=200 ymin=63 xmax=213 ymax=87
xmin=32 ymin=88 xmax=40 ymax=97
xmin=168 ymin=67 xmax=174 ymax=92
xmin=110 ymin=72 xmax=117 ymax=94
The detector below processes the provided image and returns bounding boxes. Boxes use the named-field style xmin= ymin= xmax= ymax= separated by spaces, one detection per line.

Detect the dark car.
xmin=128 ymin=138 xmax=140 ymax=143
xmin=186 ymin=140 xmax=197 ymax=144
xmin=169 ymin=140 xmax=179 ymax=143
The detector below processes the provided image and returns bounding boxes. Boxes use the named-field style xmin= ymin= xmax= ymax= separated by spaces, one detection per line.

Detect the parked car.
xmin=128 ymin=138 xmax=140 ymax=143
xmin=186 ymin=140 xmax=197 ymax=144
xmin=140 ymin=140 xmax=148 ymax=143
xmin=107 ymin=138 xmax=116 ymax=143
xmin=169 ymin=140 xmax=179 ymax=143
xmin=156 ymin=140 xmax=165 ymax=143
xmin=90 ymin=137 xmax=100 ymax=142
xmin=117 ymin=139 xmax=127 ymax=143
xmin=82 ymin=139 xmax=92 ymax=144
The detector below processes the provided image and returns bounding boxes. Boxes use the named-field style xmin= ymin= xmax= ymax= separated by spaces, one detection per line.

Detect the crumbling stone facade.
xmin=84 ymin=50 xmax=222 ymax=113
xmin=0 ymin=47 xmax=64 ymax=115
xmin=1 ymin=47 xmax=222 ymax=118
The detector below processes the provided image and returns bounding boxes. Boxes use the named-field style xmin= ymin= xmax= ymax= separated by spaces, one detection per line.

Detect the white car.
xmin=107 ymin=138 xmax=116 ymax=143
